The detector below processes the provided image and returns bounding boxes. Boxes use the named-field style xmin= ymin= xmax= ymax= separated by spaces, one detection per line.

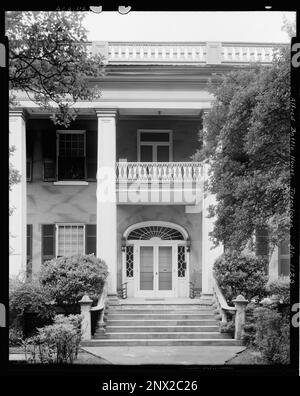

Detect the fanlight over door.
xmin=127 ymin=225 xmax=184 ymax=241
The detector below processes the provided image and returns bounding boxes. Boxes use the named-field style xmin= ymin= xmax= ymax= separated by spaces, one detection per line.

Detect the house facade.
xmin=9 ymin=41 xmax=290 ymax=299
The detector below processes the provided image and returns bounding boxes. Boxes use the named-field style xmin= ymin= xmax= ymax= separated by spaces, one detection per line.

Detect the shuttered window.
xmin=42 ymin=224 xmax=96 ymax=262
xmin=57 ymin=131 xmax=86 ymax=180
xmin=27 ymin=224 xmax=33 ymax=279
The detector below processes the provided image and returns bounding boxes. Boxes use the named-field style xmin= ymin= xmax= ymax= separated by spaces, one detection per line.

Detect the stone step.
xmin=106 ymin=313 xmax=215 ymax=320
xmin=108 ymin=304 xmax=212 ymax=310
xmin=83 ymin=339 xmax=243 ymax=347
xmin=108 ymin=308 xmax=213 ymax=313
xmin=101 ymin=325 xmax=220 ymax=333
xmin=94 ymin=332 xmax=230 ymax=340
xmin=105 ymin=319 xmax=219 ymax=326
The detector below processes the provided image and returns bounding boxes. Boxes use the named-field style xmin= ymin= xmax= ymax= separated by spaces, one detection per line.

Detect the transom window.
xmin=137 ymin=130 xmax=172 ymax=162
xmin=56 ymin=224 xmax=85 ymax=257
xmin=127 ymin=225 xmax=184 ymax=241
xmin=57 ymin=131 xmax=86 ymax=180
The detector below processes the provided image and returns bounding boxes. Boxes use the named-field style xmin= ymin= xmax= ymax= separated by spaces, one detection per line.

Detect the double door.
xmin=135 ymin=243 xmax=176 ymax=298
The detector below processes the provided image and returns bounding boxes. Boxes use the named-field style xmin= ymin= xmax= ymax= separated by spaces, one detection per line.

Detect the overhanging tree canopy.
xmin=7 ymin=11 xmax=104 ymax=127
xmin=193 ymin=47 xmax=290 ymax=251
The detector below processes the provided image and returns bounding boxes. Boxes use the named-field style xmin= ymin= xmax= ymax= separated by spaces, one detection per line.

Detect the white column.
xmin=9 ymin=110 xmax=27 ymax=278
xmin=95 ymin=109 xmax=118 ymax=295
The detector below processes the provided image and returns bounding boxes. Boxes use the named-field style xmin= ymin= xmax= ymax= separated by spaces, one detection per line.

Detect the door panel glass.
xmin=157 ymin=145 xmax=170 ymax=162
xmin=158 ymin=246 xmax=172 ymax=290
xmin=140 ymin=145 xmax=153 ymax=162
xmin=140 ymin=246 xmax=154 ymax=290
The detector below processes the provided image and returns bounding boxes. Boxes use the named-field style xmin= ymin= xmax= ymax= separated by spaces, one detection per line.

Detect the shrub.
xmin=213 ymin=251 xmax=268 ymax=304
xmin=266 ymin=276 xmax=290 ymax=305
xmin=9 ymin=280 xmax=55 ymax=330
xmin=253 ymin=306 xmax=290 ymax=364
xmin=219 ymin=320 xmax=235 ymax=337
xmin=39 ymin=254 xmax=108 ymax=306
xmin=242 ymin=302 xmax=258 ymax=346
xmin=9 ymin=327 xmax=23 ymax=347
xmin=23 ymin=314 xmax=82 ymax=364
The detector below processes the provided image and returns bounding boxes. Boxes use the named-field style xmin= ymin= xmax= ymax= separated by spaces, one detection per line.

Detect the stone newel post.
xmin=233 ymin=294 xmax=248 ymax=340
xmin=79 ymin=294 xmax=93 ymax=340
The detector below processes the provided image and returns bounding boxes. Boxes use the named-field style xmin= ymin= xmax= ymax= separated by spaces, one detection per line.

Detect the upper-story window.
xmin=57 ymin=131 xmax=86 ymax=180
xmin=137 ymin=130 xmax=173 ymax=162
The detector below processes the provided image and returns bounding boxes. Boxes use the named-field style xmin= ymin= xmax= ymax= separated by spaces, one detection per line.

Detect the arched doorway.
xmin=122 ymin=221 xmax=189 ymax=298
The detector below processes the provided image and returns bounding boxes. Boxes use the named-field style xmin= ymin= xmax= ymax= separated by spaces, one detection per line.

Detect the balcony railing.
xmin=116 ymin=162 xmax=203 ymax=183
xmin=87 ymin=41 xmax=285 ymax=65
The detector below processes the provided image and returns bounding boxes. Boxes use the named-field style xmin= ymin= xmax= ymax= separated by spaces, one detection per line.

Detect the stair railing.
xmin=90 ymin=276 xmax=109 ymax=332
xmin=212 ymin=274 xmax=236 ymax=324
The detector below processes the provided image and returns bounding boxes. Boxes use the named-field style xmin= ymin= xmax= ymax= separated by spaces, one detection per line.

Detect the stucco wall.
xmin=117 ymin=205 xmax=202 ymax=290
xmin=27 ymin=117 xmax=202 ymax=286
xmin=117 ymin=118 xmax=202 ymax=162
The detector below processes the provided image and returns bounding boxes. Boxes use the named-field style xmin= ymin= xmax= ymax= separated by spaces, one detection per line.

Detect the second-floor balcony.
xmin=115 ymin=161 xmax=203 ymax=206
xmin=116 ymin=161 xmax=203 ymax=183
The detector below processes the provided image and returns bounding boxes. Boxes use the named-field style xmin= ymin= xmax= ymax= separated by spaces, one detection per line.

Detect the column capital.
xmin=95 ymin=108 xmax=118 ymax=118
xmin=9 ymin=108 xmax=28 ymax=121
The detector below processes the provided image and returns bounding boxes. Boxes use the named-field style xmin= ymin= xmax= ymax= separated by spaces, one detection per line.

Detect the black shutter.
xmin=42 ymin=131 xmax=56 ymax=181
xmin=86 ymin=131 xmax=97 ymax=181
xmin=255 ymin=226 xmax=269 ymax=257
xmin=86 ymin=224 xmax=96 ymax=255
xmin=41 ymin=224 xmax=56 ymax=263
xmin=26 ymin=224 xmax=33 ymax=279
xmin=26 ymin=131 xmax=33 ymax=181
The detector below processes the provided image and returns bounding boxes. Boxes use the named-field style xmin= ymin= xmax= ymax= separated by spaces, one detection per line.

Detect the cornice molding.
xmin=9 ymin=108 xmax=28 ymax=120
xmin=94 ymin=108 xmax=119 ymax=118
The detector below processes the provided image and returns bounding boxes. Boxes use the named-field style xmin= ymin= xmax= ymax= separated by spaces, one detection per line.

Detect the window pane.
xmin=140 ymin=132 xmax=170 ymax=142
xmin=58 ymin=157 xmax=85 ymax=180
xmin=140 ymin=145 xmax=153 ymax=162
xmin=57 ymin=225 xmax=84 ymax=257
xmin=157 ymin=145 xmax=170 ymax=162
xmin=59 ymin=133 xmax=85 ymax=157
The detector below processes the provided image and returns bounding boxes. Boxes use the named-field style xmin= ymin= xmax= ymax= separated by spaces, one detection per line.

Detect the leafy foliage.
xmin=266 ymin=276 xmax=290 ymax=305
xmin=193 ymin=48 xmax=290 ymax=250
xmin=213 ymin=251 xmax=268 ymax=303
xmin=9 ymin=327 xmax=24 ymax=347
xmin=7 ymin=11 xmax=104 ymax=127
xmin=9 ymin=145 xmax=21 ymax=217
xmin=23 ymin=314 xmax=82 ymax=364
xmin=39 ymin=254 xmax=108 ymax=306
xmin=253 ymin=306 xmax=289 ymax=364
xmin=9 ymin=280 xmax=55 ymax=329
